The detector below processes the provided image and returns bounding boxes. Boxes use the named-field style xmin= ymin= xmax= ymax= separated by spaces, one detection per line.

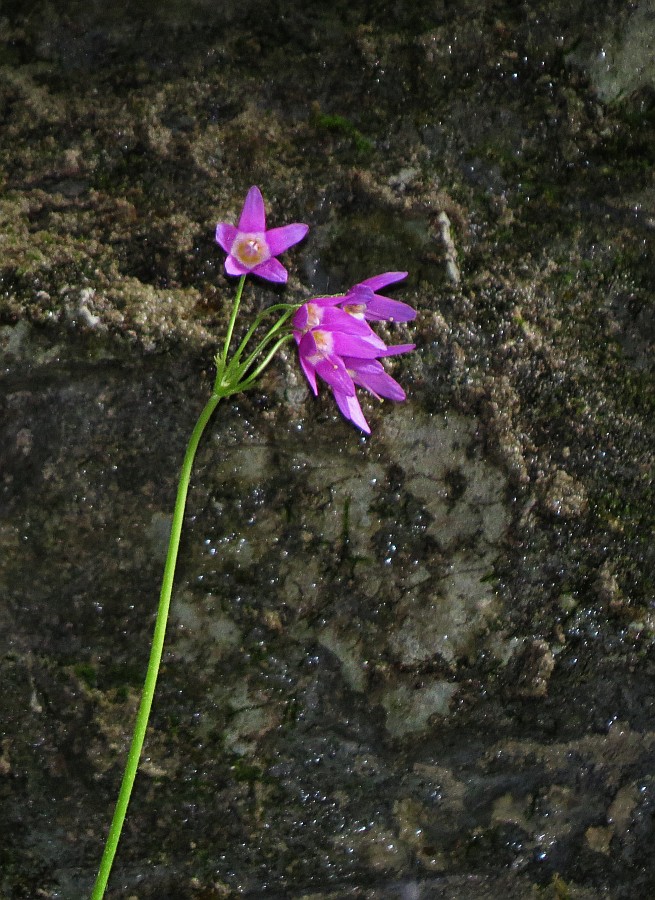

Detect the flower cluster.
xmin=292 ymin=275 xmax=415 ymax=433
xmin=216 ymin=187 xmax=416 ymax=433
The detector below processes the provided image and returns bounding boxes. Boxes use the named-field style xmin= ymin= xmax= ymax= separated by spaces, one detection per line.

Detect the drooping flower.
xmin=216 ymin=186 xmax=308 ymax=283
xmin=293 ymin=285 xmax=416 ymax=434
xmin=339 ymin=272 xmax=416 ymax=323
xmin=293 ymin=300 xmax=387 ymax=396
xmin=331 ymin=350 xmax=414 ymax=433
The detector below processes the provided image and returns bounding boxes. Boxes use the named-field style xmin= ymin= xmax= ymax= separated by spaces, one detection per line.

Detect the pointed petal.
xmin=238 ymin=186 xmax=266 ymax=232
xmin=315 ymin=356 xmax=356 ymax=396
xmin=363 ymin=374 xmax=406 ymax=402
xmin=380 ymin=343 xmax=415 ymax=357
xmin=364 ymin=297 xmax=417 ymax=322
xmin=216 ymin=223 xmax=238 ymax=252
xmin=316 ymin=307 xmax=381 ymax=335
xmin=225 ymin=254 xmax=250 ymax=276
xmin=329 ymin=329 xmax=388 ymax=358
xmin=253 ymin=257 xmax=288 ymax=283
xmin=266 ymin=223 xmax=309 ymax=255
xmin=333 ymin=389 xmax=371 ymax=433
xmin=357 ymin=271 xmax=408 ymax=292
xmin=298 ymin=349 xmax=319 ymax=395
xmin=344 ymin=284 xmax=375 ymax=303
xmin=345 ymin=358 xmax=406 ymax=401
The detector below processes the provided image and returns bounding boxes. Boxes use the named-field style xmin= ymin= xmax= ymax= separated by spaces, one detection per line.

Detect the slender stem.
xmin=90 ymin=389 xmax=223 ymax=900
xmin=218 ymin=274 xmax=246 ymax=369
xmin=231 ymin=302 xmax=297 ymax=367
xmin=91 ymin=273 xmax=296 ymax=898
xmin=237 ymin=333 xmax=294 ymax=390
xmin=226 ymin=311 xmax=295 ymax=387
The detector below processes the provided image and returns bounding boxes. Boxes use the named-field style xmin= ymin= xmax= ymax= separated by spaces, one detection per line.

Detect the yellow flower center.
xmin=232 ymin=233 xmax=269 ymax=267
xmin=342 ymin=302 xmax=366 ymax=319
xmin=305 ymin=302 xmax=322 ymax=329
xmin=312 ymin=329 xmax=333 ymax=355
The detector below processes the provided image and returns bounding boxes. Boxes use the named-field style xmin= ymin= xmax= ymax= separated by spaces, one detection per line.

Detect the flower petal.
xmin=332 ymin=388 xmax=371 ymax=434
xmin=380 ymin=343 xmax=415 ymax=357
xmin=358 ymin=271 xmax=408 ymax=292
xmin=253 ymin=257 xmax=288 ymax=283
xmin=344 ymin=357 xmax=406 ymax=402
xmin=298 ymin=354 xmax=319 ymax=396
xmin=266 ymin=223 xmax=309 ymax=256
xmin=225 ymin=254 xmax=250 ymax=276
xmin=238 ymin=186 xmax=266 ymax=232
xmin=314 ymin=355 xmax=356 ymax=396
xmin=360 ymin=296 xmax=417 ymax=322
xmin=329 ymin=329 xmax=388 ymax=358
xmin=318 ymin=307 xmax=376 ymax=334
xmin=215 ymin=223 xmax=238 ymax=253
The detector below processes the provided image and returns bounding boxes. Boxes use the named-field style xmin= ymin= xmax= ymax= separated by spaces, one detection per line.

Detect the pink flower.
xmin=331 ymin=350 xmax=414 ymax=433
xmin=216 ymin=186 xmax=308 ymax=283
xmin=339 ymin=272 xmax=416 ymax=323
xmin=293 ymin=288 xmax=415 ymax=434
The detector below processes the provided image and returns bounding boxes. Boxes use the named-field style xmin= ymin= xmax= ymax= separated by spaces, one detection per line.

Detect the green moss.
xmin=114 ymin=684 xmax=129 ymax=703
xmin=541 ymin=873 xmax=573 ymax=900
xmin=310 ymin=104 xmax=374 ymax=155
xmin=230 ymin=758 xmax=263 ymax=783
xmin=73 ymin=662 xmax=97 ymax=689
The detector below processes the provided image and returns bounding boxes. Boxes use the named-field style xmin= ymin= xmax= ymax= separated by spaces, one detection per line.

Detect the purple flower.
xmin=331 ymin=351 xmax=414 ymax=433
xmin=216 ymin=186 xmax=308 ymax=283
xmin=293 ymin=289 xmax=415 ymax=434
xmin=339 ymin=272 xmax=416 ymax=323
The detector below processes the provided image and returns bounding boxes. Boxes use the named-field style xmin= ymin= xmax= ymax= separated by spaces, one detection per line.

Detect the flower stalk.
xmin=90 ymin=388 xmax=223 ymax=900
xmin=90 ymin=304 xmax=299 ymax=899
xmin=89 ymin=185 xmax=415 ymax=898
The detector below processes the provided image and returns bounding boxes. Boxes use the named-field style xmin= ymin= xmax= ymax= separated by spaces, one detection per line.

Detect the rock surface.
xmin=1 ymin=1 xmax=654 ymax=897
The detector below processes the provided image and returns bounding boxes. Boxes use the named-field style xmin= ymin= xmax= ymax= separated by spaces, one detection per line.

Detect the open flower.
xmin=293 ymin=287 xmax=415 ymax=434
xmin=216 ymin=186 xmax=308 ymax=283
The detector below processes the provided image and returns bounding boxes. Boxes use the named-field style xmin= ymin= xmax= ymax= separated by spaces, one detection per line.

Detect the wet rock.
xmin=509 ymin=639 xmax=556 ymax=699
xmin=539 ymin=469 xmax=589 ymax=519
xmin=1 ymin=0 xmax=655 ymax=897
xmin=571 ymin=1 xmax=655 ymax=103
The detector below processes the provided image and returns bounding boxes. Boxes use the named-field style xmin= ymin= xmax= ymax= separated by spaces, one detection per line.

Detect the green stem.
xmin=90 ymin=273 xmax=297 ymax=898
xmin=90 ymin=389 xmax=223 ymax=900
xmin=230 ymin=302 xmax=297 ymax=368
xmin=223 ymin=317 xmax=294 ymax=391
xmin=218 ymin=274 xmax=246 ymax=369
xmin=237 ymin=333 xmax=294 ymax=390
